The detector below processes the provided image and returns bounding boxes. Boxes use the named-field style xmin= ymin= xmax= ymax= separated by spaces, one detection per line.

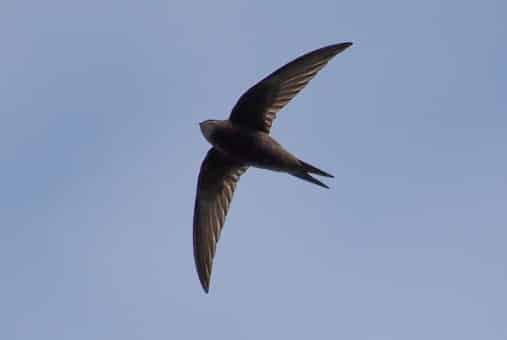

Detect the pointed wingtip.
xmin=196 ymin=257 xmax=211 ymax=294
xmin=200 ymin=280 xmax=210 ymax=294
xmin=333 ymin=41 xmax=353 ymax=50
xmin=316 ymin=42 xmax=353 ymax=57
xmin=199 ymin=275 xmax=210 ymax=294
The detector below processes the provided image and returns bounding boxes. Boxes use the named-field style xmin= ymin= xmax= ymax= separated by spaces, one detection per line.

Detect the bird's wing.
xmin=193 ymin=148 xmax=248 ymax=293
xmin=229 ymin=42 xmax=352 ymax=133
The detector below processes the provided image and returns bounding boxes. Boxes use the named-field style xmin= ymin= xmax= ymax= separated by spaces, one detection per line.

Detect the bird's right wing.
xmin=229 ymin=42 xmax=352 ymax=133
xmin=193 ymin=148 xmax=248 ymax=293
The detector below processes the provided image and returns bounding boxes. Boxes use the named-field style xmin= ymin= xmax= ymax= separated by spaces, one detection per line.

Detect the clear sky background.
xmin=1 ymin=1 xmax=506 ymax=339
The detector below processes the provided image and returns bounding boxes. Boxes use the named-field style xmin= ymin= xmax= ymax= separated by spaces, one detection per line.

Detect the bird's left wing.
xmin=229 ymin=42 xmax=352 ymax=133
xmin=193 ymin=148 xmax=248 ymax=293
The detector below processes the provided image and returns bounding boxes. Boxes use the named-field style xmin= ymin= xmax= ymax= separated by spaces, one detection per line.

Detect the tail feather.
xmin=291 ymin=171 xmax=330 ymax=189
xmin=298 ymin=159 xmax=334 ymax=178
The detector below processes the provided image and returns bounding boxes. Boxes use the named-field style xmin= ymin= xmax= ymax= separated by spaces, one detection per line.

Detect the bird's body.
xmin=200 ymin=120 xmax=302 ymax=174
xmin=193 ymin=42 xmax=353 ymax=292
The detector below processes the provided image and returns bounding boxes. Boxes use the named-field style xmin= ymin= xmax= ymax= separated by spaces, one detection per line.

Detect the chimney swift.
xmin=193 ymin=42 xmax=353 ymax=293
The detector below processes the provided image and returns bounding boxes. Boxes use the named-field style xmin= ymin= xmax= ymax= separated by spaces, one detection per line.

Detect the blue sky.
xmin=1 ymin=1 xmax=506 ymax=339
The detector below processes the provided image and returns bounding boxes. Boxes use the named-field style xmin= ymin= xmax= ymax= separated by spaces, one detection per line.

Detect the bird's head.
xmin=199 ymin=119 xmax=220 ymax=144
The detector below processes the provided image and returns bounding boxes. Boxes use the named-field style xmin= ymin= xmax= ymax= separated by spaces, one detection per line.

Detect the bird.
xmin=193 ymin=42 xmax=353 ymax=293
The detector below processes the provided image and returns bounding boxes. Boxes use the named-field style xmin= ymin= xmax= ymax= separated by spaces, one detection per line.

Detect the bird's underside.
xmin=193 ymin=42 xmax=352 ymax=293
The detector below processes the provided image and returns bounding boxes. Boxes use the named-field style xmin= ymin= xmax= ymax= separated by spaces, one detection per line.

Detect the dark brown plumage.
xmin=193 ymin=42 xmax=352 ymax=293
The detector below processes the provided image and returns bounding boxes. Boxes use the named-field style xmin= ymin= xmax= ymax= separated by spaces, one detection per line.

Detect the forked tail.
xmin=298 ymin=159 xmax=333 ymax=178
xmin=290 ymin=159 xmax=334 ymax=189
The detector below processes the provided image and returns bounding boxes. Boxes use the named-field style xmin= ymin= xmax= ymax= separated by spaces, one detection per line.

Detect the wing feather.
xmin=193 ymin=148 xmax=247 ymax=293
xmin=229 ymin=42 xmax=352 ymax=133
